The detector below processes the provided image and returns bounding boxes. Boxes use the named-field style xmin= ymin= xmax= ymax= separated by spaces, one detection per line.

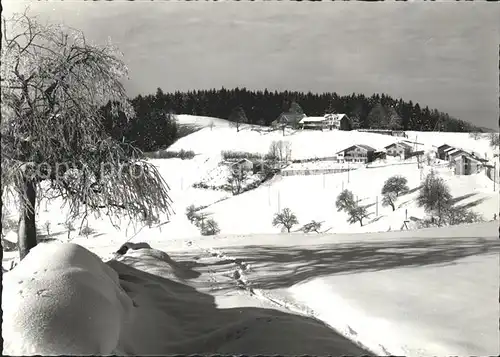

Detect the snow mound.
xmin=2 ymin=242 xmax=136 ymax=356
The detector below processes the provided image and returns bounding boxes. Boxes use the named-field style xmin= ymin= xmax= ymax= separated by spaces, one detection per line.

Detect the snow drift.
xmin=2 ymin=243 xmax=136 ymax=356
xmin=2 ymin=242 xmax=372 ymax=356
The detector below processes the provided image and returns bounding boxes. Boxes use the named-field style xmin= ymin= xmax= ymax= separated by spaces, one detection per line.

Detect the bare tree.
xmin=229 ymin=106 xmax=248 ymax=132
xmin=266 ymin=140 xmax=292 ymax=164
xmin=1 ymin=12 xmax=172 ymax=259
xmin=381 ymin=192 xmax=397 ymax=211
xmin=381 ymin=175 xmax=409 ymax=197
xmin=227 ymin=166 xmax=248 ymax=195
xmin=488 ymin=132 xmax=499 ymax=149
xmin=272 ymin=207 xmax=299 ymax=233
xmin=335 ymin=189 xmax=355 ymax=212
xmin=302 ymin=220 xmax=323 ymax=233
xmin=417 ymin=171 xmax=452 ymax=225
xmin=347 ymin=205 xmax=372 ymax=227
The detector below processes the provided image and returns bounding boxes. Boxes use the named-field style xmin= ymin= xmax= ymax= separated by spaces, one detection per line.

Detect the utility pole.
xmin=347 ymin=161 xmax=350 ymax=183
xmin=494 ymin=162 xmax=497 ymax=192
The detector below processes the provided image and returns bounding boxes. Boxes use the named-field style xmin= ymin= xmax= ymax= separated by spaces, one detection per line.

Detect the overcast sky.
xmin=3 ymin=1 xmax=499 ymax=130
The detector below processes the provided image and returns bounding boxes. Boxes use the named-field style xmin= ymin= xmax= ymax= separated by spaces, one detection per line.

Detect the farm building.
xmin=230 ymin=158 xmax=254 ymax=173
xmin=452 ymin=154 xmax=484 ymax=175
xmin=323 ymin=114 xmax=351 ymax=130
xmin=384 ymin=142 xmax=413 ymax=159
xmin=436 ymin=144 xmax=454 ymax=160
xmin=336 ymin=144 xmax=376 ymax=164
xmin=298 ymin=116 xmax=330 ymax=130
xmin=298 ymin=114 xmax=351 ymax=131
xmin=271 ymin=112 xmax=306 ymax=129
xmin=448 ymin=149 xmax=470 ymax=162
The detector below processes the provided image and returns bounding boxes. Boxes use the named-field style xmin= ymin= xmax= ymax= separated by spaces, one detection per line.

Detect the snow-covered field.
xmin=2 ymin=115 xmax=499 ymax=356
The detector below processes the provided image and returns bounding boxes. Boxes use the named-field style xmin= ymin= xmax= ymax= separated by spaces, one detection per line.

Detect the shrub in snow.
xmin=221 ymin=150 xmax=262 ymax=161
xmin=79 ymin=224 xmax=95 ymax=238
xmin=302 ymin=220 xmax=323 ymax=233
xmin=335 ymin=189 xmax=356 ymax=212
xmin=272 ymin=208 xmax=299 ymax=233
xmin=145 ymin=149 xmax=195 ymax=160
xmin=468 ymin=132 xmax=483 ymax=140
xmin=381 ymin=175 xmax=409 ymax=197
xmin=2 ymin=242 xmax=136 ymax=355
xmin=185 ymin=204 xmax=198 ymax=223
xmin=200 ymin=218 xmax=220 ymax=236
xmin=440 ymin=205 xmax=484 ymax=226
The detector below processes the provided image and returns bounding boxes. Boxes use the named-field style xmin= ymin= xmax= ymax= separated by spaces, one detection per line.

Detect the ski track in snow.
xmin=187 ymin=239 xmax=392 ymax=356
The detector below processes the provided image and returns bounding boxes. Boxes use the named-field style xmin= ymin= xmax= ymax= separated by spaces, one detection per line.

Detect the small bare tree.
xmin=272 ymin=207 xmax=299 ymax=233
xmin=1 ymin=12 xmax=173 ymax=259
xmin=381 ymin=192 xmax=397 ymax=211
xmin=227 ymin=166 xmax=248 ymax=195
xmin=347 ymin=205 xmax=372 ymax=227
xmin=228 ymin=106 xmax=248 ymax=132
xmin=64 ymin=220 xmax=75 ymax=240
xmin=43 ymin=220 xmax=51 ymax=236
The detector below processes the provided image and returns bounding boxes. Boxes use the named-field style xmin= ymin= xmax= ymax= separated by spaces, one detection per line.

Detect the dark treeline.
xmin=101 ymin=87 xmax=484 ymax=152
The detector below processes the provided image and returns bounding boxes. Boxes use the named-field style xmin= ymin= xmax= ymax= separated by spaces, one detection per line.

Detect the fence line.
xmin=281 ymin=167 xmax=356 ymax=177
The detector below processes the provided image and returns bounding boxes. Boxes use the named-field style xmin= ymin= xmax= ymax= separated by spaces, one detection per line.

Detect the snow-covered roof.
xmin=300 ymin=116 xmax=328 ymax=123
xmin=337 ymin=144 xmax=376 ymax=154
xmin=444 ymin=147 xmax=458 ymax=153
xmin=385 ymin=142 xmax=412 ymax=150
xmin=324 ymin=113 xmax=348 ymax=121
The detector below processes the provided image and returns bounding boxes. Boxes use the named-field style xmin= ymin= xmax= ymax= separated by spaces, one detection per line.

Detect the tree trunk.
xmin=18 ymin=178 xmax=37 ymax=260
xmin=391 ymin=203 xmax=395 ymax=211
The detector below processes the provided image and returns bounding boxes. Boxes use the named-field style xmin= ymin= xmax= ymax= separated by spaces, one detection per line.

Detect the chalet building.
xmin=298 ymin=114 xmax=351 ymax=131
xmin=336 ymin=144 xmax=376 ymax=164
xmin=447 ymin=149 xmax=469 ymax=162
xmin=324 ymin=114 xmax=351 ymax=130
xmin=384 ymin=142 xmax=413 ymax=159
xmin=271 ymin=112 xmax=306 ymax=129
xmin=436 ymin=144 xmax=453 ymax=160
xmin=230 ymin=158 xmax=254 ymax=173
xmin=373 ymin=151 xmax=387 ymax=161
xmin=298 ymin=116 xmax=330 ymax=130
xmin=453 ymin=154 xmax=483 ymax=175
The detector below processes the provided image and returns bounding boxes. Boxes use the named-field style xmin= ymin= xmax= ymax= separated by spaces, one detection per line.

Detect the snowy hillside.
xmin=175 ymin=114 xmax=234 ymax=129
xmin=2 ymin=115 xmax=499 ymax=357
